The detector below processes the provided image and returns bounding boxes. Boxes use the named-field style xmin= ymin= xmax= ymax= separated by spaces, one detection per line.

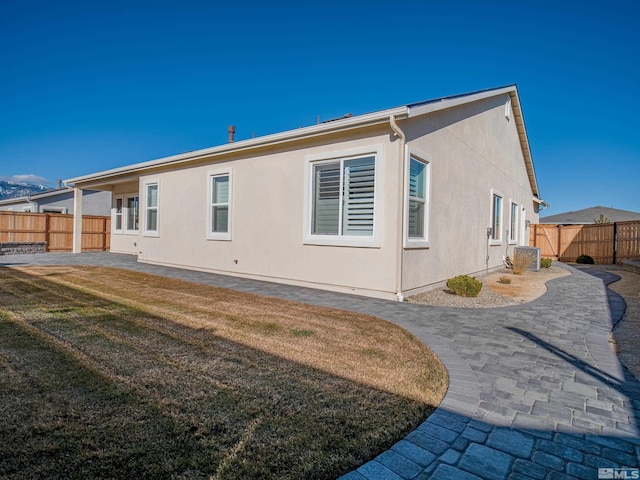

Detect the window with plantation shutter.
xmin=311 ymin=155 xmax=375 ymax=238
xmin=313 ymin=163 xmax=340 ymax=235
xmin=342 ymin=157 xmax=375 ymax=236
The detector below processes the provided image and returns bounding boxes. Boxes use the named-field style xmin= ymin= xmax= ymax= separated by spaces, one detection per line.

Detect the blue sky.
xmin=1 ymin=0 xmax=638 ymax=216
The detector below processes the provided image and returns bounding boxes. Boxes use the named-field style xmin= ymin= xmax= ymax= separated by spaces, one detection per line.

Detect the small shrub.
xmin=497 ymin=276 xmax=512 ymax=284
xmin=576 ymin=255 xmax=595 ymax=264
xmin=540 ymin=258 xmax=552 ymax=269
xmin=446 ymin=275 xmax=483 ymax=297
xmin=511 ymin=250 xmax=536 ymax=274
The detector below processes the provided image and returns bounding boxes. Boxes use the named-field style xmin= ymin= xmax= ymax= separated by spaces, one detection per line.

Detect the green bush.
xmin=446 ymin=275 xmax=483 ymax=297
xmin=576 ymin=255 xmax=595 ymax=264
xmin=540 ymin=258 xmax=552 ymax=268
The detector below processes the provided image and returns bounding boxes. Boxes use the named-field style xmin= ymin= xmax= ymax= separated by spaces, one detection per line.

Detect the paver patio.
xmin=2 ymin=252 xmax=639 ymax=479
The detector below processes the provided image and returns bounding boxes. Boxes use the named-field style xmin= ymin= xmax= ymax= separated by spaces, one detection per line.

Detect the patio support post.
xmin=72 ymin=187 xmax=83 ymax=253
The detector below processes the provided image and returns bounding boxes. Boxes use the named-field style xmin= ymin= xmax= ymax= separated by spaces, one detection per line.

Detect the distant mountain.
xmin=0 ymin=180 xmax=52 ymax=200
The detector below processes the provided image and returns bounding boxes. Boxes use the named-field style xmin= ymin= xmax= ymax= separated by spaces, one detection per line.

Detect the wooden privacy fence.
xmin=530 ymin=221 xmax=640 ymax=264
xmin=0 ymin=211 xmax=110 ymax=252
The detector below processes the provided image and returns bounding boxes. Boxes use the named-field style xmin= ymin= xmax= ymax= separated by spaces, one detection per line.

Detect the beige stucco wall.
xmin=103 ymin=93 xmax=540 ymax=300
xmin=135 ymin=128 xmax=403 ymax=299
xmin=400 ymin=94 xmax=539 ymax=294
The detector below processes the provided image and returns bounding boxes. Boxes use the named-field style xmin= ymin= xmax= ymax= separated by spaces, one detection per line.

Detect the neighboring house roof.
xmin=0 ymin=187 xmax=67 ymax=206
xmin=65 ymin=84 xmax=542 ymax=202
xmin=540 ymin=206 xmax=640 ymax=224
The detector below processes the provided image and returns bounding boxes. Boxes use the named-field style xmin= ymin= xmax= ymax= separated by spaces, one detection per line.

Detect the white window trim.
xmin=142 ymin=180 xmax=160 ymax=237
xmin=113 ymin=195 xmax=124 ymax=234
xmin=404 ymin=147 xmax=431 ymax=249
xmin=303 ymin=144 xmax=383 ymax=248
xmin=124 ymin=193 xmax=140 ymax=234
xmin=490 ymin=190 xmax=503 ymax=245
xmin=207 ymin=168 xmax=232 ymax=241
xmin=508 ymin=199 xmax=518 ymax=245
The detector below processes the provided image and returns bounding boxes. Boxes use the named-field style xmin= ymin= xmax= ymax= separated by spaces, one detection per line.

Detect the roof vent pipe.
xmin=227 ymin=125 xmax=236 ymax=143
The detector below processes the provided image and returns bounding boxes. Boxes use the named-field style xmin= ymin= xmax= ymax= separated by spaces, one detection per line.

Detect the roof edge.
xmin=65 ymin=106 xmax=408 ymax=186
xmin=65 ymin=84 xmax=541 ymax=199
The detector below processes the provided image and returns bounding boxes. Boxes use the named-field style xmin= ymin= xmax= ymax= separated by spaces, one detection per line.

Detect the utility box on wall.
xmin=514 ymin=246 xmax=541 ymax=271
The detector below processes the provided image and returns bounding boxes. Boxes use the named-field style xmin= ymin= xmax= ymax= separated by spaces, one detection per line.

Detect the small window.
xmin=114 ymin=197 xmax=123 ymax=232
xmin=144 ymin=182 xmax=159 ymax=235
xmin=491 ymin=193 xmax=502 ymax=242
xmin=126 ymin=195 xmax=139 ymax=232
xmin=510 ymin=202 xmax=518 ymax=243
xmin=208 ymin=171 xmax=231 ymax=240
xmin=407 ymin=156 xmax=428 ymax=241
xmin=505 ymin=95 xmax=512 ymax=120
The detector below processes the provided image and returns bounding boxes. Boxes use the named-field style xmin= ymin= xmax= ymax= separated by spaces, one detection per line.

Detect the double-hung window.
xmin=208 ymin=170 xmax=231 ymax=240
xmin=491 ymin=193 xmax=502 ymax=242
xmin=144 ymin=182 xmax=159 ymax=236
xmin=509 ymin=201 xmax=518 ymax=243
xmin=407 ymin=156 xmax=429 ymax=244
xmin=305 ymin=147 xmax=383 ymax=248
xmin=114 ymin=196 xmax=123 ymax=233
xmin=125 ymin=195 xmax=139 ymax=232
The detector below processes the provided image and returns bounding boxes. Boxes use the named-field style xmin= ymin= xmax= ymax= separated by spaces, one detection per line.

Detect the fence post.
xmin=44 ymin=214 xmax=50 ymax=252
xmin=103 ymin=217 xmax=107 ymax=251
xmin=557 ymin=225 xmax=562 ymax=261
xmin=613 ymin=222 xmax=617 ymax=265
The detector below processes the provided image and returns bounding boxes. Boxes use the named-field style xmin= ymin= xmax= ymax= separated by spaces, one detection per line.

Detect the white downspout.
xmin=390 ymin=115 xmax=406 ymax=301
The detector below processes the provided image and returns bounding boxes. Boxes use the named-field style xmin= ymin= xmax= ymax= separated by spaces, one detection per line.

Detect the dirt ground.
xmin=484 ymin=266 xmax=570 ymax=302
xmin=602 ymin=267 xmax=640 ymax=381
xmin=409 ymin=266 xmax=569 ymax=308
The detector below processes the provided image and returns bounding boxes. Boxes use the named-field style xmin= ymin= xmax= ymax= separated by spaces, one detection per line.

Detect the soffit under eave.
xmin=508 ymin=90 xmax=540 ymax=198
xmin=67 ymin=173 xmax=141 ymax=191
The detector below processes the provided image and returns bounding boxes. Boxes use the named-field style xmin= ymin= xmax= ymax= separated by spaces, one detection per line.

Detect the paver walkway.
xmin=2 ymin=252 xmax=639 ymax=479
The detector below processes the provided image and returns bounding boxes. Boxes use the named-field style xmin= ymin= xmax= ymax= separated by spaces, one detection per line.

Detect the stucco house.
xmin=65 ymin=85 xmax=545 ymax=300
xmin=0 ymin=187 xmax=111 ymax=216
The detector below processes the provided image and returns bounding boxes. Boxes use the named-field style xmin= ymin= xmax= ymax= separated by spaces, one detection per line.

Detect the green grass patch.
xmin=290 ymin=328 xmax=315 ymax=337
xmin=363 ymin=348 xmax=386 ymax=359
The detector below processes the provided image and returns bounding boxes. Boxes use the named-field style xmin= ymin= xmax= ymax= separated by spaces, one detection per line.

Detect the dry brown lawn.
xmin=0 ymin=266 xmax=447 ymax=480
